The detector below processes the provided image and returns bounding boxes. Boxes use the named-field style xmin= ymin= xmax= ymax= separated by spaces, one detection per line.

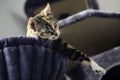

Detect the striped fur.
xmin=27 ymin=3 xmax=106 ymax=75
xmin=27 ymin=3 xmax=60 ymax=40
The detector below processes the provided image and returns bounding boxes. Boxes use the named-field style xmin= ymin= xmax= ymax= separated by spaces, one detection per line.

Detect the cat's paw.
xmin=90 ymin=60 xmax=106 ymax=75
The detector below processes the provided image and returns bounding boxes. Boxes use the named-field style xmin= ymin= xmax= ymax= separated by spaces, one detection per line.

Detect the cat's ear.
xmin=27 ymin=17 xmax=36 ymax=31
xmin=41 ymin=3 xmax=52 ymax=16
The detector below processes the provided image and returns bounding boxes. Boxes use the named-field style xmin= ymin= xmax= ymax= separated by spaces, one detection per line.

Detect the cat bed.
xmin=77 ymin=46 xmax=120 ymax=80
xmin=0 ymin=36 xmax=68 ymax=80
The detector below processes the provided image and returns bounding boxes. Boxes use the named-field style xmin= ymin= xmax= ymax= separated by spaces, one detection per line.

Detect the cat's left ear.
xmin=41 ymin=3 xmax=52 ymax=16
xmin=27 ymin=17 xmax=36 ymax=31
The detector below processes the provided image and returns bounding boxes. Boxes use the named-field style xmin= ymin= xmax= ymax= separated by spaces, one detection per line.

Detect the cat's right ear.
xmin=27 ymin=17 xmax=36 ymax=31
xmin=40 ymin=3 xmax=52 ymax=16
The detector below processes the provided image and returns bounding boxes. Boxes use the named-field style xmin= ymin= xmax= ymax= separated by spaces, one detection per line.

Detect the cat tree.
xmin=77 ymin=46 xmax=120 ymax=80
xmin=58 ymin=9 xmax=120 ymax=27
xmin=58 ymin=9 xmax=120 ymax=80
xmin=0 ymin=9 xmax=120 ymax=80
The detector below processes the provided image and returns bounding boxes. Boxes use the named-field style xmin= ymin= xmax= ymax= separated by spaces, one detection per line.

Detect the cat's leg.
xmin=55 ymin=39 xmax=106 ymax=75
xmin=53 ymin=38 xmax=106 ymax=75
xmin=70 ymin=50 xmax=106 ymax=75
xmin=81 ymin=58 xmax=106 ymax=75
xmin=71 ymin=50 xmax=106 ymax=75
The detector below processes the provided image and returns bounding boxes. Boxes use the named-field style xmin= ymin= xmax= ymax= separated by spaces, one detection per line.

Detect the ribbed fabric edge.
xmin=0 ymin=36 xmax=52 ymax=49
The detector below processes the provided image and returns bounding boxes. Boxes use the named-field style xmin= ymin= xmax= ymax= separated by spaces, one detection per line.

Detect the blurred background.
xmin=0 ymin=0 xmax=27 ymax=37
xmin=0 ymin=0 xmax=120 ymax=80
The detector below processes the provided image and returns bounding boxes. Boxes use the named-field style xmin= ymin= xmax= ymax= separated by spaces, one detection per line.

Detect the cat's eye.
xmin=47 ymin=13 xmax=52 ymax=16
xmin=46 ymin=23 xmax=51 ymax=29
xmin=47 ymin=14 xmax=53 ymax=18
xmin=45 ymin=23 xmax=55 ymax=33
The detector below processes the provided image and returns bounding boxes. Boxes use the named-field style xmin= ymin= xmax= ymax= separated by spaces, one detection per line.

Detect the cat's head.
xmin=27 ymin=3 xmax=60 ymax=40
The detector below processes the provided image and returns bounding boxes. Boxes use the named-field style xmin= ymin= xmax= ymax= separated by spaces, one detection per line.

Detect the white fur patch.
xmin=65 ymin=74 xmax=71 ymax=80
xmin=90 ymin=59 xmax=106 ymax=75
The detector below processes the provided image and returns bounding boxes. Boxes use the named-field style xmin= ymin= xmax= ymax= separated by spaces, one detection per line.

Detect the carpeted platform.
xmin=77 ymin=46 xmax=120 ymax=80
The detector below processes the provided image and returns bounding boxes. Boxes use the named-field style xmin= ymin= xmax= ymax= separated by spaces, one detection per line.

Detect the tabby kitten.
xmin=27 ymin=3 xmax=60 ymax=40
xmin=27 ymin=3 xmax=106 ymax=75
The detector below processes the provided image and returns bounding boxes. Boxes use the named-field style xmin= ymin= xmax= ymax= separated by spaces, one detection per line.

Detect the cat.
xmin=27 ymin=3 xmax=106 ymax=75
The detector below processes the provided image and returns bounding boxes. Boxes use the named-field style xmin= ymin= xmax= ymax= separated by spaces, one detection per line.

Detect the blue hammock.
xmin=0 ymin=36 xmax=68 ymax=80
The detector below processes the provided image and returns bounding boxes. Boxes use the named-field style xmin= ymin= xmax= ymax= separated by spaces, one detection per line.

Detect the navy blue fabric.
xmin=0 ymin=36 xmax=68 ymax=80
